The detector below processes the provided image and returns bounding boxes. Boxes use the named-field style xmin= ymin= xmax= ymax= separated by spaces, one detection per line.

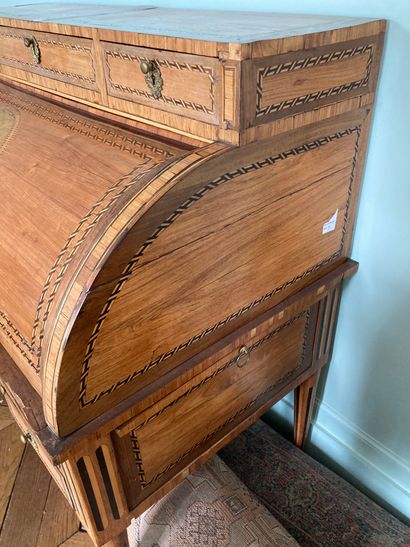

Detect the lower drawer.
xmin=114 ymin=303 xmax=316 ymax=507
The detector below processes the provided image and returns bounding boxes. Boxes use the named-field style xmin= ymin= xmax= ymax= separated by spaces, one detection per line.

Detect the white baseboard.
xmin=270 ymin=396 xmax=410 ymax=521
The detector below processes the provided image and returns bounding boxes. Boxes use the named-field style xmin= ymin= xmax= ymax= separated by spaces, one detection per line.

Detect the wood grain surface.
xmin=0 ymin=7 xmax=385 ymax=546
xmin=50 ymin=108 xmax=367 ymax=436
xmin=0 ymin=80 xmax=185 ymax=393
xmin=0 ymin=260 xmax=357 ymax=546
xmin=0 ymin=6 xmax=385 ymax=143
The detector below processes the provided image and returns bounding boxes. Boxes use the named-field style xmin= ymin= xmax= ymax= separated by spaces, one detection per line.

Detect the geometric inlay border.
xmin=0 ymin=31 xmax=97 ymax=87
xmin=129 ymin=432 xmax=147 ymax=487
xmin=79 ymin=126 xmax=361 ymax=407
xmin=256 ymin=44 xmax=373 ymax=118
xmin=106 ymin=50 xmax=215 ymax=115
xmin=0 ymin=29 xmax=99 ymax=89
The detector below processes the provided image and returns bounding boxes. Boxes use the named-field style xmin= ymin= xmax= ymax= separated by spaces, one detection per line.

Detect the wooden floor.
xmin=0 ymin=401 xmax=93 ymax=547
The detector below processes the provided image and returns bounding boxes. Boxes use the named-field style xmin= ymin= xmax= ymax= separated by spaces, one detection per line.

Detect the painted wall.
xmin=1 ymin=0 xmax=409 ymax=523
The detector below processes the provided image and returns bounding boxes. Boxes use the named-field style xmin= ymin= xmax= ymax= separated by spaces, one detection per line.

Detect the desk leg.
xmin=294 ymin=371 xmax=319 ymax=449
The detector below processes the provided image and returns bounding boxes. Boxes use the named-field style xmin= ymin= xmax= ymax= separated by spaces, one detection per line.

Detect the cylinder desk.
xmin=0 ymin=4 xmax=385 ymax=546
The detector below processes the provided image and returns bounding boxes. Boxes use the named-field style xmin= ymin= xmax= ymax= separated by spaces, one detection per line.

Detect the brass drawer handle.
xmin=140 ymin=59 xmax=163 ymax=100
xmin=236 ymin=345 xmax=251 ymax=368
xmin=24 ymin=36 xmax=41 ymax=64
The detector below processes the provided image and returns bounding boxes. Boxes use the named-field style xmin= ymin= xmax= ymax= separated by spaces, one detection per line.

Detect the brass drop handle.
xmin=23 ymin=35 xmax=41 ymax=64
xmin=139 ymin=59 xmax=163 ymax=100
xmin=236 ymin=345 xmax=251 ymax=368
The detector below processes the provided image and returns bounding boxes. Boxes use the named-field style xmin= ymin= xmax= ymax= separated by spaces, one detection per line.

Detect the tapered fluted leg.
xmin=294 ymin=371 xmax=319 ymax=449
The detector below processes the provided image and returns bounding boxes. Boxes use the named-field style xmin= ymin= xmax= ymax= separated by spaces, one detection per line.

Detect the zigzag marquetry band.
xmin=106 ymin=50 xmax=215 ymax=115
xmin=256 ymin=44 xmax=373 ymax=118
xmin=0 ymin=30 xmax=97 ymax=85
xmin=79 ymin=126 xmax=361 ymax=407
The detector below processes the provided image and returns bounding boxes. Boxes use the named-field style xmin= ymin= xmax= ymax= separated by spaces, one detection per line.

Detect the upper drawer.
xmin=245 ymin=36 xmax=379 ymax=127
xmin=0 ymin=26 xmax=97 ymax=91
xmin=101 ymin=42 xmax=220 ymax=124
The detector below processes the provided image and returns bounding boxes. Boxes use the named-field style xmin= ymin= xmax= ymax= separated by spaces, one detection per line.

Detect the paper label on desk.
xmin=322 ymin=209 xmax=338 ymax=234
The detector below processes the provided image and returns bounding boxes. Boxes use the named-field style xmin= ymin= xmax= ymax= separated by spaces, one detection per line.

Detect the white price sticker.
xmin=322 ymin=209 xmax=338 ymax=235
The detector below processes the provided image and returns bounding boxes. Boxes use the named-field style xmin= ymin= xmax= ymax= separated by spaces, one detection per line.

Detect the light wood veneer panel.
xmin=84 ymin=130 xmax=356 ymax=401
xmin=128 ymin=313 xmax=310 ymax=488
xmin=0 ymin=82 xmax=184 ymax=391
xmin=102 ymin=43 xmax=220 ymax=124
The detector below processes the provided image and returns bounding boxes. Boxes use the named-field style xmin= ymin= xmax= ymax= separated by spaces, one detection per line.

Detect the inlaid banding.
xmin=79 ymin=126 xmax=361 ymax=407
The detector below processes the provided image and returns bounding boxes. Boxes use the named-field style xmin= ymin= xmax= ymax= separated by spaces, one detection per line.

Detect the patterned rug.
xmin=129 ymin=455 xmax=298 ymax=546
xmin=219 ymin=421 xmax=410 ymax=547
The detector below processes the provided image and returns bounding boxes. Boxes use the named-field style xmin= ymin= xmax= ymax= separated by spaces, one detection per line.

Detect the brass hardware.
xmin=0 ymin=385 xmax=5 ymax=396
xmin=236 ymin=345 xmax=250 ymax=368
xmin=140 ymin=60 xmax=154 ymax=74
xmin=139 ymin=59 xmax=163 ymax=99
xmin=20 ymin=431 xmax=38 ymax=452
xmin=23 ymin=36 xmax=41 ymax=64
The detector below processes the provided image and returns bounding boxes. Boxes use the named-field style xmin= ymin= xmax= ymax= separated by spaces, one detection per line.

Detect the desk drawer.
xmin=114 ymin=305 xmax=316 ymax=506
xmin=0 ymin=26 xmax=97 ymax=92
xmin=102 ymin=42 xmax=220 ymax=124
xmin=246 ymin=36 xmax=378 ymax=127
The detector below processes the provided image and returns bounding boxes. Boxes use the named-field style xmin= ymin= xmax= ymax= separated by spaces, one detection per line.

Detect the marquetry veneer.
xmin=0 ymin=4 xmax=385 ymax=546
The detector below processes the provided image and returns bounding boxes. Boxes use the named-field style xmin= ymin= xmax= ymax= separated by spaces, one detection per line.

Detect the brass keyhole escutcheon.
xmin=139 ymin=59 xmax=163 ymax=100
xmin=23 ymin=35 xmax=41 ymax=64
xmin=236 ymin=345 xmax=251 ymax=368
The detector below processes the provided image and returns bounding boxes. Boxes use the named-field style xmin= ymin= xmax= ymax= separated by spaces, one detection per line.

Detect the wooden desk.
xmin=0 ymin=5 xmax=384 ymax=545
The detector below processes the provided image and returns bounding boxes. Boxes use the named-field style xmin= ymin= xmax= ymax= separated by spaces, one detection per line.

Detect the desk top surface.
xmin=0 ymin=3 xmax=377 ymax=43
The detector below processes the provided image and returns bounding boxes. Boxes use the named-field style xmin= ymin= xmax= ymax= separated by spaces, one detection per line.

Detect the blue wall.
xmin=1 ymin=0 xmax=409 ymax=523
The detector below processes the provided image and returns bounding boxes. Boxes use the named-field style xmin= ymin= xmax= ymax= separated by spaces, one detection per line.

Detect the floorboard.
xmin=36 ymin=480 xmax=80 ymax=547
xmin=0 ymin=446 xmax=52 ymax=547
xmin=59 ymin=531 xmax=94 ymax=546
xmin=0 ymin=422 xmax=25 ymax=528
xmin=0 ymin=405 xmax=14 ymax=432
xmin=0 ymin=405 xmax=82 ymax=547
